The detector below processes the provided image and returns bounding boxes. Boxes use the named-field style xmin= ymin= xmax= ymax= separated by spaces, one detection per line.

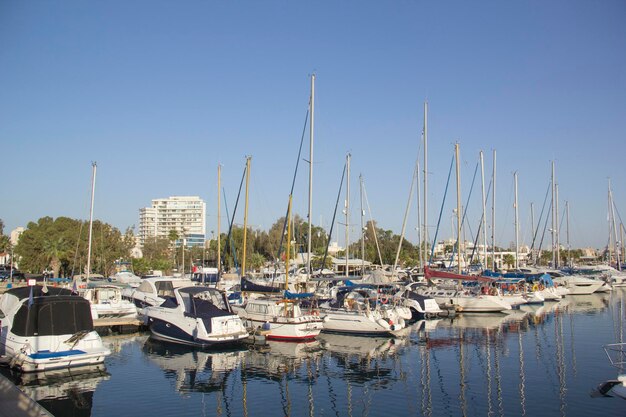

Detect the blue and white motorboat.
xmin=144 ymin=286 xmax=248 ymax=347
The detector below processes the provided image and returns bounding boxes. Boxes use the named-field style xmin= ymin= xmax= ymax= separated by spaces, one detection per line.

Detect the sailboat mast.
xmin=360 ymin=174 xmax=365 ymax=276
xmin=307 ymin=74 xmax=315 ymax=279
xmin=491 ymin=150 xmax=496 ymax=270
xmin=480 ymin=150 xmax=487 ymax=268
xmin=86 ymin=162 xmax=97 ymax=282
xmin=608 ymin=180 xmax=614 ymax=265
xmin=455 ymin=143 xmax=462 ymax=274
xmin=566 ymin=201 xmax=571 ymax=268
xmin=555 ymin=183 xmax=560 ymax=268
xmin=286 ymin=195 xmax=292 ymax=290
xmin=345 ymin=153 xmax=351 ymax=277
xmin=423 ymin=102 xmax=428 ymax=266
xmin=241 ymin=157 xmax=251 ymax=277
xmin=609 ymin=180 xmax=621 ymax=269
xmin=551 ymin=161 xmax=556 ymax=267
xmin=217 ymin=164 xmax=221 ymax=276
xmin=530 ymin=202 xmax=535 ymax=263
xmin=416 ymin=158 xmax=422 ymax=267
xmin=514 ymin=171 xmax=519 ymax=269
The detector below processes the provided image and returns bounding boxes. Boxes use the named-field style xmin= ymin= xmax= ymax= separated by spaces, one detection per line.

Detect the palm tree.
xmin=42 ymin=236 xmax=68 ymax=278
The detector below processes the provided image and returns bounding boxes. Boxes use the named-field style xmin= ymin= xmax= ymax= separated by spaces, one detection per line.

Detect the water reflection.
xmin=143 ymin=338 xmax=245 ymax=394
xmin=1 ymin=364 xmax=109 ymax=417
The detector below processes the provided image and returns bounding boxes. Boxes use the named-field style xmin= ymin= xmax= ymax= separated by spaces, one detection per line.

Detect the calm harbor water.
xmin=2 ymin=290 xmax=626 ymax=416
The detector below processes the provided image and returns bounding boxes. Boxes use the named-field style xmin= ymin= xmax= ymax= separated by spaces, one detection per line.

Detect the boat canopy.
xmin=11 ymin=296 xmax=93 ymax=337
xmin=240 ymin=277 xmax=282 ymax=293
xmin=284 ymin=291 xmax=314 ymax=299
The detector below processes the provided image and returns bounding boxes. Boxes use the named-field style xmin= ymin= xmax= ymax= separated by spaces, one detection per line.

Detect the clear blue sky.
xmin=1 ymin=0 xmax=625 ymax=250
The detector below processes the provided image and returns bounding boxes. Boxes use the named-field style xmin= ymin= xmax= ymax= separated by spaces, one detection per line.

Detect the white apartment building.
xmin=139 ymin=196 xmax=206 ymax=247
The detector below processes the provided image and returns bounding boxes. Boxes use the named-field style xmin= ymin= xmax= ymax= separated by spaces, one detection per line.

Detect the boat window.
xmin=180 ymin=293 xmax=193 ymax=313
xmin=11 ymin=298 xmax=93 ymax=337
xmin=155 ymin=281 xmax=175 ymax=297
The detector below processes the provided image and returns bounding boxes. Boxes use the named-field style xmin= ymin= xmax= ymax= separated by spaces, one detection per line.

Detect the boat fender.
xmin=532 ymin=284 xmax=538 ymax=292
xmin=262 ymin=322 xmax=271 ymax=330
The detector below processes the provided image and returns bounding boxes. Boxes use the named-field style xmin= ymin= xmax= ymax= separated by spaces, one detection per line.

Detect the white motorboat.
xmin=319 ymin=288 xmax=406 ymax=336
xmin=0 ymin=286 xmax=111 ymax=372
xmin=233 ymin=296 xmax=323 ymax=341
xmin=145 ymin=286 xmax=248 ymax=347
xmin=396 ymin=286 xmax=442 ymax=320
xmin=416 ymin=285 xmax=513 ymax=313
xmin=81 ymin=284 xmax=137 ymax=320
xmin=108 ymin=271 xmax=142 ymax=287
xmin=122 ymin=276 xmax=194 ymax=312
xmin=552 ymin=275 xmax=605 ymax=295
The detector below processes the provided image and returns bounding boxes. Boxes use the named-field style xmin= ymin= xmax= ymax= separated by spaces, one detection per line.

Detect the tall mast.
xmin=530 ymin=202 xmax=535 ymax=263
xmin=566 ymin=201 xmax=571 ymax=268
xmin=285 ymin=195 xmax=293 ymax=290
xmin=480 ymin=150 xmax=487 ymax=268
xmin=345 ymin=153 xmax=351 ymax=277
xmin=608 ymin=180 xmax=614 ymax=265
xmin=555 ymin=183 xmax=560 ymax=268
xmin=455 ymin=143 xmax=462 ymax=274
xmin=551 ymin=161 xmax=556 ymax=267
xmin=416 ymin=159 xmax=422 ymax=267
xmin=491 ymin=150 xmax=496 ymax=270
xmin=514 ymin=171 xmax=519 ymax=269
xmin=86 ymin=162 xmax=97 ymax=282
xmin=307 ymin=74 xmax=315 ymax=279
xmin=423 ymin=101 xmax=428 ymax=266
xmin=360 ymin=174 xmax=365 ymax=276
xmin=217 ymin=164 xmax=221 ymax=276
xmin=609 ymin=180 xmax=621 ymax=269
xmin=241 ymin=157 xmax=251 ymax=278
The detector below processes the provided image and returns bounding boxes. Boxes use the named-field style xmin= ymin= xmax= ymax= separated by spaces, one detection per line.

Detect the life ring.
xmin=381 ymin=297 xmax=389 ymax=305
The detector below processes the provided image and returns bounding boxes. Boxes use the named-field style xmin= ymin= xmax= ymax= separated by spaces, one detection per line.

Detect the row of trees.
xmin=0 ymin=215 xmax=599 ymax=277
xmin=9 ymin=217 xmax=134 ymax=277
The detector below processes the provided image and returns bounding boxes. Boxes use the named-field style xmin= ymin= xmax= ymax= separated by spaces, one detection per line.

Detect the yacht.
xmin=121 ymin=276 xmax=194 ymax=311
xmin=81 ymin=284 xmax=137 ymax=320
xmin=108 ymin=271 xmax=142 ymax=287
xmin=0 ymin=286 xmax=111 ymax=372
xmin=144 ymin=286 xmax=248 ymax=347
xmin=319 ymin=288 xmax=406 ymax=336
xmin=233 ymin=296 xmax=323 ymax=341
xmin=395 ymin=286 xmax=442 ymax=320
xmin=551 ymin=274 xmax=605 ymax=295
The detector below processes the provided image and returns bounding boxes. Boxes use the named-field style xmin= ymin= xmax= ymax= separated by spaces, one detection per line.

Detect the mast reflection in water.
xmin=3 ymin=291 xmax=625 ymax=417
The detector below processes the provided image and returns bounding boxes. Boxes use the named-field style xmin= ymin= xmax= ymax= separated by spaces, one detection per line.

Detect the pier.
xmin=0 ymin=374 xmax=52 ymax=417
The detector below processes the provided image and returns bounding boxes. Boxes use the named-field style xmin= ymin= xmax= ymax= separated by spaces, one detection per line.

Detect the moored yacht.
xmin=233 ymin=295 xmax=323 ymax=341
xmin=122 ymin=276 xmax=194 ymax=311
xmin=145 ymin=286 xmax=248 ymax=347
xmin=81 ymin=284 xmax=137 ymax=320
xmin=0 ymin=286 xmax=111 ymax=372
xmin=319 ymin=288 xmax=406 ymax=336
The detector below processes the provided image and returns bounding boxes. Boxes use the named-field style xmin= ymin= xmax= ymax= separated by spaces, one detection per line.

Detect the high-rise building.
xmin=138 ymin=196 xmax=206 ymax=247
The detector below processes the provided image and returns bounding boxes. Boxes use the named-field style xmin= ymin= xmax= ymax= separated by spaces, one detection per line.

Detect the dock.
xmin=93 ymin=317 xmax=145 ymax=333
xmin=0 ymin=374 xmax=52 ymax=417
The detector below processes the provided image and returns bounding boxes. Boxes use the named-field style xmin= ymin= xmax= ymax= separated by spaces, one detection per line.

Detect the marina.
xmin=0 ymin=289 xmax=624 ymax=416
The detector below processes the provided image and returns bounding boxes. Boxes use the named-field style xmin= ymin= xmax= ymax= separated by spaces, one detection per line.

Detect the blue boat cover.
xmin=29 ymin=349 xmax=86 ymax=359
xmin=284 ymin=291 xmax=314 ymax=299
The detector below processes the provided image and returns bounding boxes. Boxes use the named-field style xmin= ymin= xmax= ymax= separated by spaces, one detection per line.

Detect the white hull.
xmin=321 ymin=308 xmax=405 ymax=335
xmin=233 ymin=299 xmax=323 ymax=341
xmin=553 ymin=277 xmax=604 ymax=295
xmin=0 ymin=332 xmax=110 ymax=372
